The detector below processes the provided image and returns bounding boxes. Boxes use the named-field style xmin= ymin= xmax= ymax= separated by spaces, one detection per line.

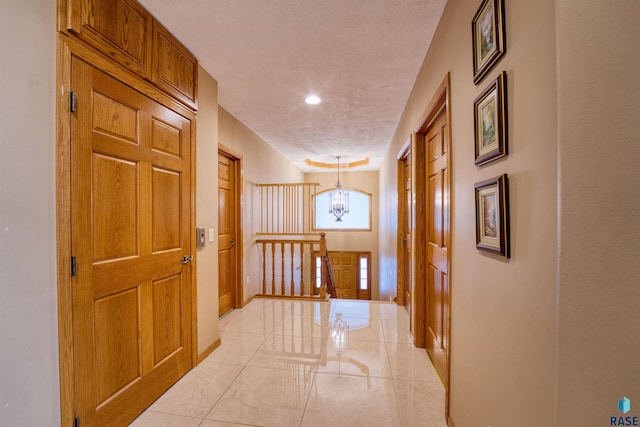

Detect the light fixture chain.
xmin=329 ymin=155 xmax=348 ymax=222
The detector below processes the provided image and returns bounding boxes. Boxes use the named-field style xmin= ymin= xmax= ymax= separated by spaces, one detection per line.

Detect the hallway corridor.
xmin=130 ymin=298 xmax=446 ymax=426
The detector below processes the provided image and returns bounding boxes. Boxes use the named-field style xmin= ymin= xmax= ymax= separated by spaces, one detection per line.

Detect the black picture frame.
xmin=475 ymin=174 xmax=510 ymax=258
xmin=474 ymin=71 xmax=507 ymax=166
xmin=472 ymin=0 xmax=506 ymax=85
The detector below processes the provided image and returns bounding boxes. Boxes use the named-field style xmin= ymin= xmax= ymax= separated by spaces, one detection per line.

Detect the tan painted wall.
xmin=380 ymin=0 xmax=558 ymax=425
xmin=0 ymin=1 xmax=60 ymax=425
xmin=555 ymin=0 xmax=640 ymax=424
xmin=196 ymin=67 xmax=220 ymax=354
xmin=218 ymin=107 xmax=304 ymax=301
xmin=305 ymin=171 xmax=381 ymax=300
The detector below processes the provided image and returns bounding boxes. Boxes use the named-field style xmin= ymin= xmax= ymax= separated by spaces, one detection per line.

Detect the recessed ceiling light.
xmin=305 ymin=95 xmax=321 ymax=105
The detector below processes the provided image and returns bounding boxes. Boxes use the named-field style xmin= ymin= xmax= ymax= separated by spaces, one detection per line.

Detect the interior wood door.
xmin=330 ymin=252 xmax=358 ymax=299
xmin=70 ymin=57 xmax=193 ymax=426
xmin=403 ymin=151 xmax=412 ymax=312
xmin=218 ymin=152 xmax=237 ymax=317
xmin=425 ymin=106 xmax=450 ymax=385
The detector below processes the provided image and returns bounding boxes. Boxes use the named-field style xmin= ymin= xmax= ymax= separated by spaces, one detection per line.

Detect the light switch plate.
xmin=208 ymin=228 xmax=214 ymax=242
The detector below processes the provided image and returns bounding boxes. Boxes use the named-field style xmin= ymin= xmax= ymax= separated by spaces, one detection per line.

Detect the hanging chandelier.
xmin=329 ymin=156 xmax=349 ymax=222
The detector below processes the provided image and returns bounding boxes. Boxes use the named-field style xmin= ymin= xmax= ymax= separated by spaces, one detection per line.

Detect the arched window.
xmin=313 ymin=188 xmax=371 ymax=231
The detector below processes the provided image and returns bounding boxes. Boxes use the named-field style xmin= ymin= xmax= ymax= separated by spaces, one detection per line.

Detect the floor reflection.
xmin=130 ymin=298 xmax=446 ymax=427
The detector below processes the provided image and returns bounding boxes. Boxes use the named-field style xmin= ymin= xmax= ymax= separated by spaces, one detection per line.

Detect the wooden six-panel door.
xmin=70 ymin=57 xmax=193 ymax=426
xmin=425 ymin=106 xmax=450 ymax=386
xmin=218 ymin=152 xmax=238 ymax=317
xmin=330 ymin=252 xmax=359 ymax=299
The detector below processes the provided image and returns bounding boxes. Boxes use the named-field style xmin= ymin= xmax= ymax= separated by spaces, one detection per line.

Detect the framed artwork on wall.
xmin=475 ymin=174 xmax=510 ymax=258
xmin=472 ymin=0 xmax=506 ymax=84
xmin=474 ymin=71 xmax=507 ymax=166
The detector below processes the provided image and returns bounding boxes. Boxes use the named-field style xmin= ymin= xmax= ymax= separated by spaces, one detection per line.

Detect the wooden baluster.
xmin=293 ymin=185 xmax=298 ymax=234
xmin=300 ymin=243 xmax=305 ymax=297
xmin=290 ymin=242 xmax=295 ymax=296
xmin=281 ymin=243 xmax=285 ymax=295
xmin=265 ymin=187 xmax=269 ymax=233
xmin=262 ymin=241 xmax=266 ymax=295
xmin=271 ymin=243 xmax=276 ymax=296
xmin=270 ymin=186 xmax=274 ymax=234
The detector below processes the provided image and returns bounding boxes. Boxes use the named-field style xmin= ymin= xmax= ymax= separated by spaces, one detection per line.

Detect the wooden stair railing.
xmin=256 ymin=233 xmax=336 ymax=300
xmin=257 ymin=182 xmax=319 ymax=235
xmin=319 ymin=234 xmax=337 ymax=299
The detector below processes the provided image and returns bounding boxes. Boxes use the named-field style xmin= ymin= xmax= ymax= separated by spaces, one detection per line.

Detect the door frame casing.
xmin=409 ymin=130 xmax=428 ymax=348
xmin=218 ymin=144 xmax=244 ymax=310
xmin=55 ymin=34 xmax=198 ymax=426
xmin=396 ymin=137 xmax=412 ymax=309
xmin=412 ymin=73 xmax=452 ymax=417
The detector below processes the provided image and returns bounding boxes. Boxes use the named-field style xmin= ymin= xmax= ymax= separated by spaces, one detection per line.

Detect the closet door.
xmin=70 ymin=56 xmax=193 ymax=426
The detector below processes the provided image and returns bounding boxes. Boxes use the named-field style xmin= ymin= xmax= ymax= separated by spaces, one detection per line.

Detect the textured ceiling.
xmin=138 ymin=0 xmax=447 ymax=172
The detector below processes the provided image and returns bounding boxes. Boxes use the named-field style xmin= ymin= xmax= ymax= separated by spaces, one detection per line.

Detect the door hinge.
xmin=71 ymin=256 xmax=77 ymax=277
xmin=70 ymin=91 xmax=77 ymax=113
xmin=74 ymin=416 xmax=79 ymax=427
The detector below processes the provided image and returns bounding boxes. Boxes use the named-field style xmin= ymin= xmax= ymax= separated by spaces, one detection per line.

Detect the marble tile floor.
xmin=130 ymin=298 xmax=446 ymax=427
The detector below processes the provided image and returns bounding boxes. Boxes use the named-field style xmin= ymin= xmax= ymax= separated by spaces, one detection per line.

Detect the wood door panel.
xmin=92 ymin=91 xmax=139 ymax=143
xmin=219 ymin=249 xmax=231 ymax=295
xmin=218 ymin=247 xmax=233 ymax=316
xmin=69 ymin=0 xmax=152 ymax=77
xmin=92 ymin=154 xmax=139 ymax=262
xmin=428 ymin=172 xmax=443 ymax=248
xmin=154 ymin=31 xmax=195 ymax=96
xmin=218 ymin=159 xmax=231 ymax=181
xmin=152 ymin=274 xmax=183 ymax=364
xmin=87 ymin=0 xmax=148 ymax=62
xmin=427 ymin=244 xmax=448 ymax=272
xmin=94 ymin=288 xmax=141 ymax=405
xmin=428 ymin=265 xmax=443 ymax=345
xmin=427 ymin=271 xmax=448 ymax=381
xmin=151 ymin=118 xmax=182 ymax=157
xmin=218 ymin=189 xmax=231 ymax=236
xmin=428 ymin=131 xmax=443 ymax=162
xmin=152 ymin=21 xmax=197 ymax=108
xmin=152 ymin=167 xmax=181 ymax=252
xmin=71 ymin=57 xmax=192 ymax=426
